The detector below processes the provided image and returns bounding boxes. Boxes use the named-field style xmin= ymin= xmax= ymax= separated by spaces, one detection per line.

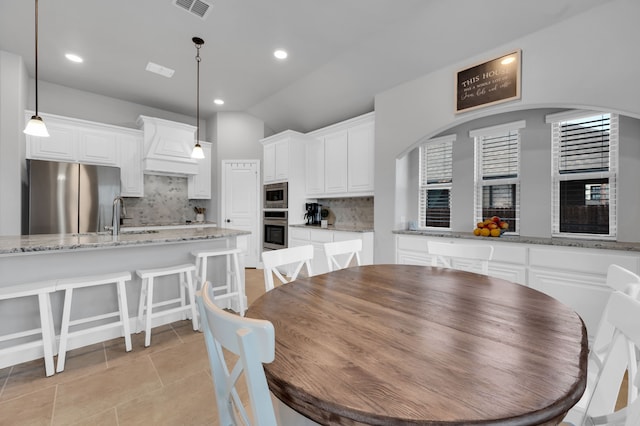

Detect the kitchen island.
xmin=0 ymin=227 xmax=250 ymax=368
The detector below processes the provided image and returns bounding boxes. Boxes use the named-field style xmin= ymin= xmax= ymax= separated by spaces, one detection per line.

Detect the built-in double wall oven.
xmin=263 ymin=210 xmax=288 ymax=250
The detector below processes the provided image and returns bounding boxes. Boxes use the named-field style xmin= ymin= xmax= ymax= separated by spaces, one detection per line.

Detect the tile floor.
xmin=0 ymin=268 xmax=266 ymax=426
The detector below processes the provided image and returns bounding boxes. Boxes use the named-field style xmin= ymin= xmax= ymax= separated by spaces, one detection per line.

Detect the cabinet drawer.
xmin=396 ymin=235 xmax=428 ymax=253
xmin=289 ymin=228 xmax=311 ymax=240
xmin=309 ymin=229 xmax=333 ymax=243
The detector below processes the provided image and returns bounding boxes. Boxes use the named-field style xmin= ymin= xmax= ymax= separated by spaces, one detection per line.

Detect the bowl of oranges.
xmin=473 ymin=216 xmax=509 ymax=237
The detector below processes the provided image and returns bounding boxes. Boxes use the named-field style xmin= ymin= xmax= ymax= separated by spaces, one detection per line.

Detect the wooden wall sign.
xmin=455 ymin=50 xmax=521 ymax=113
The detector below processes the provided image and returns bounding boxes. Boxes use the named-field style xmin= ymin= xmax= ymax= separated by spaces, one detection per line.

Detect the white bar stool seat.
xmin=192 ymin=247 xmax=245 ymax=316
xmin=136 ymin=263 xmax=198 ymax=347
xmin=56 ymin=272 xmax=132 ymax=373
xmin=0 ymin=281 xmax=57 ymax=377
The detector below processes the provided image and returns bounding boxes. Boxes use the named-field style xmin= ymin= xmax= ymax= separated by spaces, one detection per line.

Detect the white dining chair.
xmin=197 ymin=281 xmax=277 ymax=426
xmin=427 ymin=241 xmax=494 ymax=275
xmin=261 ymin=245 xmax=313 ymax=292
xmin=563 ymin=291 xmax=640 ymax=426
xmin=563 ymin=264 xmax=640 ymax=425
xmin=324 ymin=239 xmax=362 ymax=272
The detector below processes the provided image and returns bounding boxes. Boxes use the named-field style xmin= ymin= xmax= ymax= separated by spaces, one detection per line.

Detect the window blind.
xmin=481 ymin=131 xmax=519 ymax=179
xmin=556 ymin=113 xmax=611 ymax=174
xmin=419 ymin=136 xmax=454 ymax=229
xmin=421 ymin=139 xmax=453 ymax=185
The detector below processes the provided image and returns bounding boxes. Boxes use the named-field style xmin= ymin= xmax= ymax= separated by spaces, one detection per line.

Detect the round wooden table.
xmin=246 ymin=264 xmax=588 ymax=425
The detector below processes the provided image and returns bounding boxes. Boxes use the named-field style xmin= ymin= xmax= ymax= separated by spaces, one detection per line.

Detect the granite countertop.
xmin=0 ymin=227 xmax=250 ymax=255
xmin=394 ymin=230 xmax=640 ymax=252
xmin=121 ymin=221 xmax=217 ymax=231
xmin=289 ymin=223 xmax=374 ymax=233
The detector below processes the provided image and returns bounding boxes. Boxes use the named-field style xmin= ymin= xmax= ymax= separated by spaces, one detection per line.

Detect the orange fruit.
xmin=490 ymin=228 xmax=501 ymax=237
xmin=473 ymin=228 xmax=482 ymax=236
xmin=477 ymin=222 xmax=485 ymax=228
xmin=480 ymin=228 xmax=491 ymax=237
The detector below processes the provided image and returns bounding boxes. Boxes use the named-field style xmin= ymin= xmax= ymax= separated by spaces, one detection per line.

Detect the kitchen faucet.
xmin=112 ymin=196 xmax=126 ymax=236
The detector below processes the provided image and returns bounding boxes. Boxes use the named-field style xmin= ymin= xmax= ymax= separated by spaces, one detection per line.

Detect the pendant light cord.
xmin=34 ymin=0 xmax=40 ymax=115
xmin=195 ymin=41 xmax=202 ymax=143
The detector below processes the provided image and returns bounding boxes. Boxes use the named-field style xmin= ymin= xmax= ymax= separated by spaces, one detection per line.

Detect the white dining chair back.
xmin=564 ymin=264 xmax=640 ymax=425
xmin=427 ymin=241 xmax=494 ymax=275
xmin=197 ymin=281 xmax=277 ymax=426
xmin=261 ymin=245 xmax=313 ymax=292
xmin=324 ymin=239 xmax=362 ymax=272
xmin=564 ymin=291 xmax=640 ymax=426
xmin=606 ymin=264 xmax=640 ymax=297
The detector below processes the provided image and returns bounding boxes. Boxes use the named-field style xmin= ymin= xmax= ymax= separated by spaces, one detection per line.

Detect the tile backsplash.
xmin=319 ymin=197 xmax=374 ymax=227
xmin=123 ymin=175 xmax=205 ymax=225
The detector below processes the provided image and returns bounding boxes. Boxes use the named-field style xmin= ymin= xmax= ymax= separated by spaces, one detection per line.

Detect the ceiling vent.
xmin=174 ymin=0 xmax=212 ymax=20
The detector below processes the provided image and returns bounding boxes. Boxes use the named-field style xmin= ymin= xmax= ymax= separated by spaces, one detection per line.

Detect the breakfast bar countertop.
xmin=0 ymin=227 xmax=250 ymax=256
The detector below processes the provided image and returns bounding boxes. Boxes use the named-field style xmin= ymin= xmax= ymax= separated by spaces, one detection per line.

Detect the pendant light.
xmin=23 ymin=0 xmax=49 ymax=137
xmin=191 ymin=36 xmax=205 ymax=159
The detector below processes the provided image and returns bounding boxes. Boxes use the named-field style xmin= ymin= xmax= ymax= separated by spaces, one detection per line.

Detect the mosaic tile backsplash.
xmin=319 ymin=197 xmax=374 ymax=227
xmin=123 ymin=175 xmax=206 ymax=225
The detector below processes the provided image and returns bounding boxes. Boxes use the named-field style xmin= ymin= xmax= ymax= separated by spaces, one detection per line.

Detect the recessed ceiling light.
xmin=214 ymin=99 xmax=224 ymax=105
xmin=65 ymin=53 xmax=83 ymax=63
xmin=274 ymin=49 xmax=288 ymax=60
xmin=145 ymin=61 xmax=175 ymax=78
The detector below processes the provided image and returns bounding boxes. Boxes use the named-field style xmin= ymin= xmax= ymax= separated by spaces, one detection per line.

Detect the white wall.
xmin=0 ymin=51 xmax=28 ymax=235
xmin=205 ymin=111 xmax=264 ymax=223
xmin=374 ymin=0 xmax=640 ymax=263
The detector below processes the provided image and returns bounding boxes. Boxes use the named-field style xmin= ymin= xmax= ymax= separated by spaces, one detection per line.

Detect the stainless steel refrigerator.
xmin=27 ymin=159 xmax=121 ymax=234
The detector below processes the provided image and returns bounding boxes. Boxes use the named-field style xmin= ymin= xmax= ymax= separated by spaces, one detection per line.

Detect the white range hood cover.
xmin=137 ymin=115 xmax=198 ymax=175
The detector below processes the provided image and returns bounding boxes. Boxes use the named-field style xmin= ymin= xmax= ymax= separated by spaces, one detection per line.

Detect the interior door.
xmin=222 ymin=161 xmax=260 ymax=267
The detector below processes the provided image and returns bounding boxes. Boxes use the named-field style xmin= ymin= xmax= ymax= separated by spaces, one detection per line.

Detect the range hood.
xmin=137 ymin=115 xmax=198 ymax=175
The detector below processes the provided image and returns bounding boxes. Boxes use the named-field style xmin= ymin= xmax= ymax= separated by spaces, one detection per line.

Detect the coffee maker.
xmin=304 ymin=203 xmax=321 ymax=225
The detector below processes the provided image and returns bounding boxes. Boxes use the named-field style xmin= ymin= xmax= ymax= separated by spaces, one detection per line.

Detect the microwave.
xmin=264 ymin=182 xmax=288 ymax=209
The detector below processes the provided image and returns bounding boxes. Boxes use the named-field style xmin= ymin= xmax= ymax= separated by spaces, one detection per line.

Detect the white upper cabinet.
xmin=118 ymin=131 xmax=144 ymax=197
xmin=263 ymin=140 xmax=290 ymax=183
xmin=305 ymin=138 xmax=325 ymax=195
xmin=324 ymin=131 xmax=348 ymax=194
xmin=77 ymin=126 xmax=119 ymax=165
xmin=188 ymin=141 xmax=212 ymax=199
xmin=304 ymin=112 xmax=375 ymax=197
xmin=347 ymin=120 xmax=375 ymax=193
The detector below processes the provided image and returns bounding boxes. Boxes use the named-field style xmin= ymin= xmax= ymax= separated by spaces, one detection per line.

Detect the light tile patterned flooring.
xmin=0 ymin=268 xmax=266 ymax=426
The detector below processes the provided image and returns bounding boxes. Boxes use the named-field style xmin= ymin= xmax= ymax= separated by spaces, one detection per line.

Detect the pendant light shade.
xmin=191 ymin=36 xmax=205 ymax=159
xmin=24 ymin=0 xmax=49 ymax=137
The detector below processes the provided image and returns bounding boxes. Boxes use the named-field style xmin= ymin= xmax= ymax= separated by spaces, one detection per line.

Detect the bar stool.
xmin=0 ymin=281 xmax=57 ymax=377
xmin=192 ymin=247 xmax=245 ymax=316
xmin=136 ymin=263 xmax=198 ymax=347
xmin=56 ymin=272 xmax=132 ymax=373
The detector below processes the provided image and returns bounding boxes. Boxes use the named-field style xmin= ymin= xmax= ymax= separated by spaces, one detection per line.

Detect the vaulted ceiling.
xmin=0 ymin=0 xmax=608 ymax=133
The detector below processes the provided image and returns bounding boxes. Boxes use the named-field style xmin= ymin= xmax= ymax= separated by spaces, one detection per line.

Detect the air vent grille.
xmin=173 ymin=0 xmax=211 ymax=19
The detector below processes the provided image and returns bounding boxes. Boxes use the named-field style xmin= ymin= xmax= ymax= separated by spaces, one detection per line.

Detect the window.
xmin=548 ymin=111 xmax=618 ymax=238
xmin=419 ymin=135 xmax=454 ymax=229
xmin=471 ymin=120 xmax=525 ymax=233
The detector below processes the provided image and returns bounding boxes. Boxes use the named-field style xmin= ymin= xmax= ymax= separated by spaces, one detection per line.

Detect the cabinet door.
xmin=263 ymin=143 xmax=276 ymax=183
xmin=324 ymin=131 xmax=348 ymax=194
xmin=77 ymin=127 xmax=119 ymax=165
xmin=118 ymin=133 xmax=144 ymax=197
xmin=305 ymin=139 xmax=325 ymax=195
xmin=188 ymin=142 xmax=212 ymax=199
xmin=274 ymin=141 xmax=289 ymax=181
xmin=347 ymin=121 xmax=374 ymax=193
xmin=26 ymin=120 xmax=77 ymax=162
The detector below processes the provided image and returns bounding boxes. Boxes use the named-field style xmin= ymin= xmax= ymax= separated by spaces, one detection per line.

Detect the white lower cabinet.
xmin=395 ymin=234 xmax=640 ymax=343
xmin=289 ymin=227 xmax=374 ymax=276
